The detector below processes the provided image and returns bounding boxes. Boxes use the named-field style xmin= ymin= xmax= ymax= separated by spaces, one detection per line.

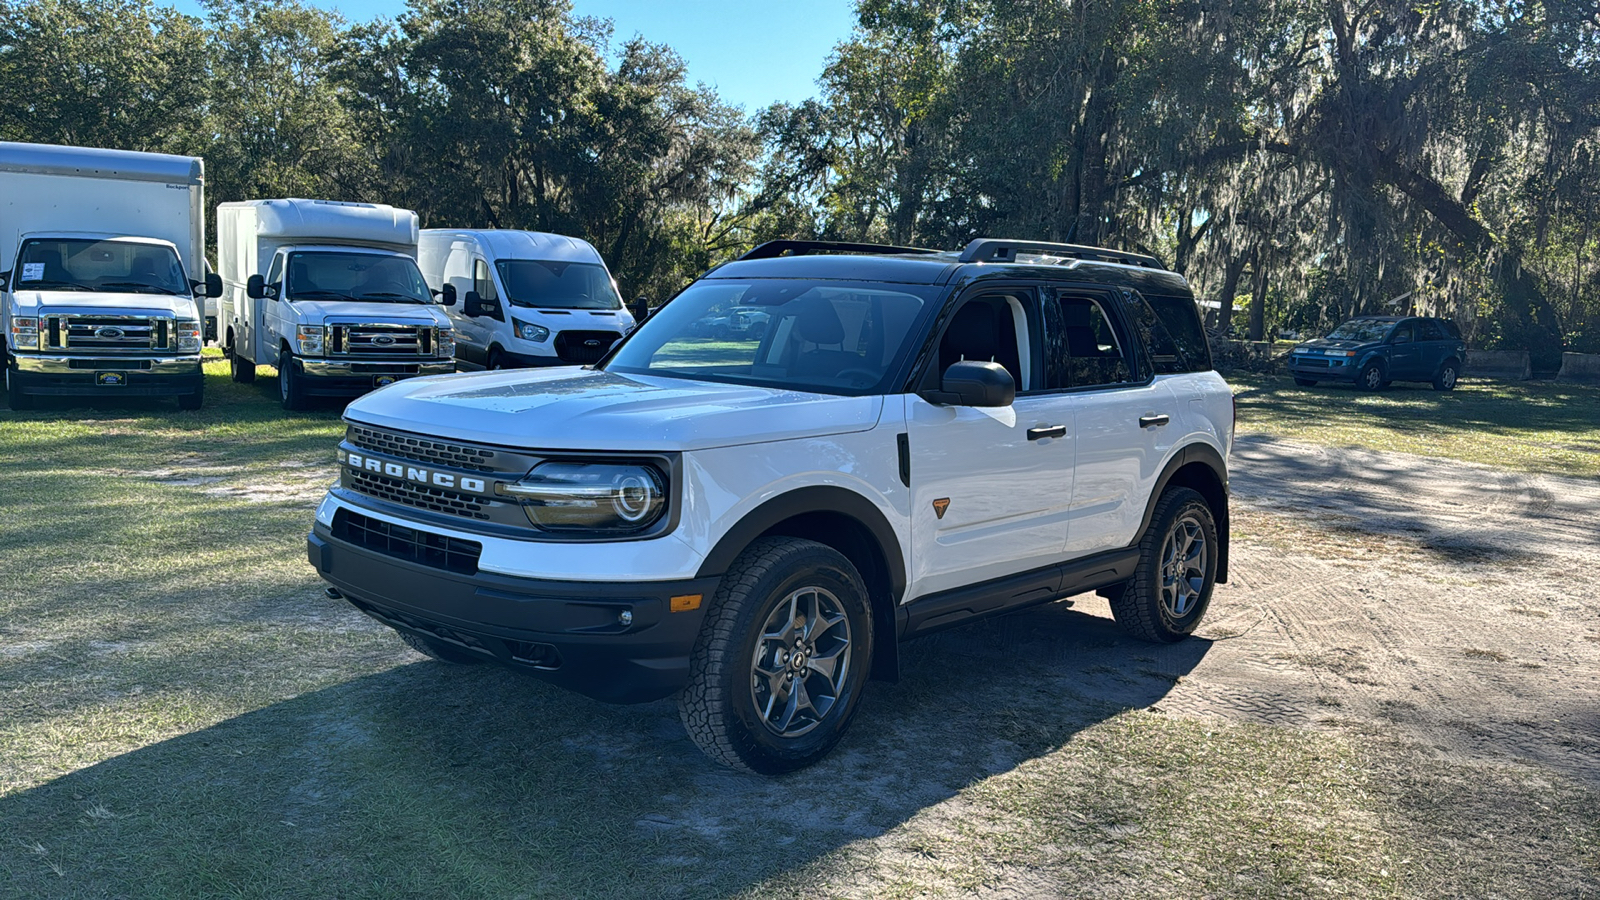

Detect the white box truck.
xmin=1 ymin=142 xmax=219 ymax=410
xmin=417 ymin=229 xmax=634 ymax=370
xmin=216 ymin=199 xmax=456 ymax=410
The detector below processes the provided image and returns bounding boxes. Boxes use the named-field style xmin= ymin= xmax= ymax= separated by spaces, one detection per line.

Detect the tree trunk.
xmin=1247 ymin=254 xmax=1268 ymax=342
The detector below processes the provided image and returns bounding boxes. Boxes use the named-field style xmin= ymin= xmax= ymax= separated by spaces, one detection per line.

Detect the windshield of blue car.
xmin=12 ymin=238 xmax=189 ymax=295
xmin=602 ymin=279 xmax=940 ymax=395
xmin=1325 ymin=319 xmax=1396 ymax=342
xmin=285 ymin=251 xmax=432 ymax=303
xmin=495 ymin=260 xmax=621 ymax=310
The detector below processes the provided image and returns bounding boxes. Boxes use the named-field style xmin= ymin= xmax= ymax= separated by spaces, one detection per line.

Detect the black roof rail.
xmin=738 ymin=239 xmax=942 ymax=261
xmin=957 ymin=238 xmax=1166 ymax=270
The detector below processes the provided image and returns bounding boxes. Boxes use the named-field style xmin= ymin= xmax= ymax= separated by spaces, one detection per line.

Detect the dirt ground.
xmin=1166 ymin=434 xmax=1600 ymax=783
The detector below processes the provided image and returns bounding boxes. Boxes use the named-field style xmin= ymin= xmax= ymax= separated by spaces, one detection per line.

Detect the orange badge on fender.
xmin=932 ymin=498 xmax=950 ymax=520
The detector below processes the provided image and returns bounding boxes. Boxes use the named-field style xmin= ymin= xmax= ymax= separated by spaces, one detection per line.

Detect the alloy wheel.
xmin=749 ymin=586 xmax=853 ymax=738
xmin=1160 ymin=514 xmax=1209 ymax=619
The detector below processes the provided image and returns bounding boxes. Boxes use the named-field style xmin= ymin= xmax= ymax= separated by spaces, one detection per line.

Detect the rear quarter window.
xmin=1125 ymin=291 xmax=1213 ymax=373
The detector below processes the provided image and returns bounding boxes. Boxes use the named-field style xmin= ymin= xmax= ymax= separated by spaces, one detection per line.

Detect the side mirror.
xmin=439 ymin=283 xmax=457 ymax=307
xmin=247 ymin=274 xmax=266 ymax=300
xmin=204 ymin=272 xmax=222 ymax=299
xmin=921 ymin=360 xmax=1015 ymax=408
xmin=0 ymin=270 xmax=11 ymax=289
xmin=463 ymin=290 xmax=482 ymax=317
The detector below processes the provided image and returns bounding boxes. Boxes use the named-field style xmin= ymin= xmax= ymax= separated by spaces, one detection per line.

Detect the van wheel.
xmin=230 ymin=349 xmax=256 ymax=383
xmin=1108 ymin=487 xmax=1218 ymax=643
xmin=1433 ymin=361 xmax=1459 ymax=391
xmin=6 ymin=364 xmax=33 ymax=410
xmin=487 ymin=348 xmax=506 ymax=370
xmin=177 ymin=376 xmax=203 ymax=411
xmin=398 ymin=631 xmax=482 ymax=665
xmin=679 ymin=537 xmax=873 ymax=774
xmin=278 ymin=347 xmax=307 ymax=411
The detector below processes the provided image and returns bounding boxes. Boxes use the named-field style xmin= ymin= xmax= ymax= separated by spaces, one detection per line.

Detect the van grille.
xmin=332 ymin=508 xmax=481 ymax=574
xmin=346 ymin=425 xmax=499 ymax=472
xmin=43 ymin=315 xmax=172 ymax=353
xmin=329 ymin=324 xmax=436 ymax=357
xmin=554 ymin=330 xmax=621 ymax=363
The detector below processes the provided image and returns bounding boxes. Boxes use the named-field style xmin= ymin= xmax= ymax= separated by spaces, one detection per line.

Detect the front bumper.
xmin=10 ymin=354 xmax=202 ymax=396
xmin=1287 ymin=355 xmax=1357 ymax=381
xmin=308 ymin=520 xmax=718 ymax=704
xmin=294 ymin=357 xmax=456 ymax=395
xmin=498 ymin=347 xmax=573 ymax=368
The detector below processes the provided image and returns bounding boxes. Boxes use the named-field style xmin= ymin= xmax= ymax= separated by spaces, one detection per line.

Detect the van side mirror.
xmin=247 ymin=274 xmax=267 ymax=300
xmin=204 ymin=272 xmax=222 ymax=298
xmin=0 ymin=270 xmax=11 ymax=288
xmin=439 ymin=283 xmax=457 ymax=307
xmin=464 ymin=291 xmax=500 ymax=320
xmin=921 ymin=360 xmax=1015 ymax=408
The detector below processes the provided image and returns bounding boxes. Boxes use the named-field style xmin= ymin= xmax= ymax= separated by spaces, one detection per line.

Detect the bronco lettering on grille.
xmin=339 ymin=449 xmax=487 ymax=493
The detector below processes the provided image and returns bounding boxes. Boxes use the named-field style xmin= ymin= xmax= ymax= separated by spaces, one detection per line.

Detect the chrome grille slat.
xmin=328 ymin=323 xmax=435 ymax=357
xmin=45 ymin=315 xmax=172 ymax=353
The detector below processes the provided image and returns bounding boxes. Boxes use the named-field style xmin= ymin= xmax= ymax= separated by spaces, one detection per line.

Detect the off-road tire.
xmin=230 ymin=347 xmax=256 ymax=383
xmin=1359 ymin=361 xmax=1386 ymax=392
xmin=1108 ymin=487 xmax=1218 ymax=643
xmin=1293 ymin=377 xmax=1317 ymax=387
xmin=278 ymin=346 xmax=307 ymax=411
xmin=398 ymin=631 xmax=482 ymax=665
xmin=678 ymin=536 xmax=873 ymax=775
xmin=1433 ymin=360 xmax=1459 ymax=391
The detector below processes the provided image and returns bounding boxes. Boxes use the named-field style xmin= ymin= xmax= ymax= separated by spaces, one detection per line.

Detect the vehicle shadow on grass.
xmin=0 ymin=601 xmax=1208 ymax=899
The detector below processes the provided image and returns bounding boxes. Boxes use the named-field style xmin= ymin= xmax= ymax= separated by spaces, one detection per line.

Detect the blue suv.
xmin=1288 ymin=316 xmax=1466 ymax=392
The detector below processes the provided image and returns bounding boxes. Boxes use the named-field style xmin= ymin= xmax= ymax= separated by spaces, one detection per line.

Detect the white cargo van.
xmin=217 ymin=199 xmax=456 ymax=410
xmin=1 ymin=142 xmax=219 ymax=410
xmin=417 ymin=229 xmax=633 ymax=370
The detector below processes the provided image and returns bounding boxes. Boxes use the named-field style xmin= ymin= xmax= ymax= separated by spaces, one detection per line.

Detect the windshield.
xmin=285 ymin=251 xmax=432 ymax=303
xmin=1326 ymin=319 xmax=1396 ymax=342
xmin=603 ymin=279 xmax=939 ymax=395
xmin=12 ymin=238 xmax=189 ymax=295
xmin=495 ymin=260 xmax=621 ymax=310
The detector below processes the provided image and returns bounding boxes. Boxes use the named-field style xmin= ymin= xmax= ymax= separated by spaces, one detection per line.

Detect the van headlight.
xmin=10 ymin=316 xmax=40 ymax=351
xmin=436 ymin=328 xmax=455 ymax=358
xmin=496 ymin=461 xmax=666 ymax=533
xmin=296 ymin=324 xmax=325 ymax=356
xmin=513 ymin=318 xmax=550 ymax=343
xmin=176 ymin=319 xmax=202 ymax=353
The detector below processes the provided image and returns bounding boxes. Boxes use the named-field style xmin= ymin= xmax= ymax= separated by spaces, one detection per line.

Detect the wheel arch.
xmin=696 ymin=486 xmax=906 ymax=682
xmin=1137 ymin=443 xmax=1230 ymax=583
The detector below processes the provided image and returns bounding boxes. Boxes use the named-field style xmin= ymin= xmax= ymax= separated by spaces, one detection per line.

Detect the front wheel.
xmin=1433 ymin=360 xmax=1459 ymax=391
xmin=230 ymin=348 xmax=256 ymax=383
xmin=1359 ymin=361 xmax=1385 ymax=391
xmin=679 ymin=537 xmax=873 ymax=774
xmin=278 ymin=347 xmax=307 ymax=411
xmin=6 ymin=364 xmax=33 ymax=410
xmin=1108 ymin=487 xmax=1219 ymax=643
xmin=177 ymin=376 xmax=203 ymax=411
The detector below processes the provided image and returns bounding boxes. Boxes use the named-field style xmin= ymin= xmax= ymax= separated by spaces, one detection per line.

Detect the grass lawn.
xmin=0 ymin=356 xmax=1595 ymax=897
xmin=1232 ymin=374 xmax=1600 ymax=479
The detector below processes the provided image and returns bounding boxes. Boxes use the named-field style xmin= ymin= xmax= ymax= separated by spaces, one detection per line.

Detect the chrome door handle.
xmin=1138 ymin=414 xmax=1170 ymax=428
xmin=1027 ymin=424 xmax=1067 ymax=441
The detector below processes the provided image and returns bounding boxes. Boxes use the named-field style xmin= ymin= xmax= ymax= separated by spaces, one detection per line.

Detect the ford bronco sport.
xmin=308 ymin=238 xmax=1234 ymax=773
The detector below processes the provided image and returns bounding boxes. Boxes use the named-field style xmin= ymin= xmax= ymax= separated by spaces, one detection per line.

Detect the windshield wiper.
xmin=17 ymin=280 xmax=89 ymax=291
xmin=97 ymin=281 xmax=181 ymax=295
xmin=354 ymin=292 xmax=427 ymax=303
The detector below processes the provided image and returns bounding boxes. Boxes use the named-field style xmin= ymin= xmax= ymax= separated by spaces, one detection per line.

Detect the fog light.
xmin=618 ymin=609 xmax=634 ymax=627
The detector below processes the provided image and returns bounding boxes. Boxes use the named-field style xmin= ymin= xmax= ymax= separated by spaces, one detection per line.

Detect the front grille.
xmin=332 ymin=508 xmax=481 ymax=574
xmin=1294 ymin=357 xmax=1332 ymax=368
xmin=554 ymin=330 xmax=621 ymax=363
xmin=347 ymin=425 xmax=499 ymax=472
xmin=44 ymin=315 xmax=171 ymax=353
xmin=330 ymin=324 xmax=434 ymax=357
xmin=348 ymin=469 xmax=491 ymax=521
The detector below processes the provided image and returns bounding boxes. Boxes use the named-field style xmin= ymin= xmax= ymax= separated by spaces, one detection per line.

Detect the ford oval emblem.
xmin=96 ymin=326 xmax=125 ymax=339
xmin=373 ymin=335 xmax=396 ymax=346
xmin=584 ymin=339 xmax=600 ymax=348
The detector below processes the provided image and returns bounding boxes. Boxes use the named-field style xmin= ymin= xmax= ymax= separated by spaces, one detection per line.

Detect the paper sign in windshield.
xmin=21 ymin=263 xmax=44 ymax=281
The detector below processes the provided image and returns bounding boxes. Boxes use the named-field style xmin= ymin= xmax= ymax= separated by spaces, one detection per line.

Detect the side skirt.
xmin=895 ymin=546 xmax=1140 ymax=641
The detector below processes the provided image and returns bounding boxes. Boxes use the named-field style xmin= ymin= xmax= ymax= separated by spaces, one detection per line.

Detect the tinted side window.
xmin=1392 ymin=322 xmax=1415 ymax=343
xmin=1145 ymin=293 xmax=1212 ymax=372
xmin=266 ymin=253 xmax=284 ymax=286
xmin=1418 ymin=319 xmax=1448 ymax=341
xmin=1044 ymin=293 xmax=1136 ymax=389
xmin=473 ymin=258 xmax=498 ymax=301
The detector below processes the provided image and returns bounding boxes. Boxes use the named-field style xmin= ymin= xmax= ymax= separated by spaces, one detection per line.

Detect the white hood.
xmin=344 ymin=367 xmax=885 ymax=452
xmin=286 ymin=298 xmax=452 ymax=327
xmin=13 ymin=289 xmax=201 ymax=319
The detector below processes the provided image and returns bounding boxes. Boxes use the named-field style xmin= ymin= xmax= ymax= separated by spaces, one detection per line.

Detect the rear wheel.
xmin=1108 ymin=487 xmax=1218 ymax=643
xmin=1433 ymin=360 xmax=1459 ymax=391
xmin=1359 ymin=361 xmax=1385 ymax=391
xmin=1293 ymin=377 xmax=1317 ymax=387
xmin=398 ymin=631 xmax=482 ymax=665
xmin=278 ymin=347 xmax=307 ymax=411
xmin=679 ymin=537 xmax=873 ymax=774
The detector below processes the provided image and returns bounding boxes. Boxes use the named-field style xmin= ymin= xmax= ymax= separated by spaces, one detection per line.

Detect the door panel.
xmin=1388 ymin=321 xmax=1421 ymax=378
xmin=1063 ymin=380 xmax=1179 ymax=556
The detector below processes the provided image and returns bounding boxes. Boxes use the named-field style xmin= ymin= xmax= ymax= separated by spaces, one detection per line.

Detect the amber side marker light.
xmin=670 ymin=594 xmax=703 ymax=613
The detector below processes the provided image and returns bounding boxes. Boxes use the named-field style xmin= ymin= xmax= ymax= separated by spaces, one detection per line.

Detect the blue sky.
xmin=165 ymin=0 xmax=859 ymax=112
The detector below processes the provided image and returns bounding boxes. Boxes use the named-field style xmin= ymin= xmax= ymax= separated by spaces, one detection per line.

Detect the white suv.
xmin=308 ymin=238 xmax=1234 ymax=773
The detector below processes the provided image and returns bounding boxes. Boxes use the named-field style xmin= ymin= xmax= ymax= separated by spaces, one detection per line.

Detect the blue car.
xmin=1288 ymin=316 xmax=1466 ymax=391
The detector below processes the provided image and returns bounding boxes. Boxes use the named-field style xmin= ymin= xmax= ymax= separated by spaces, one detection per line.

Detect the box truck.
xmin=1 ymin=142 xmax=219 ymax=410
xmin=216 ymin=199 xmax=456 ymax=410
xmin=417 ymin=229 xmax=633 ymax=370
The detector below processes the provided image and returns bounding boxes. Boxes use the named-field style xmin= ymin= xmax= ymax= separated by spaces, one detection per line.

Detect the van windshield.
xmin=602 ymin=279 xmax=939 ymax=396
xmin=13 ymin=238 xmax=189 ymax=295
xmin=286 ymin=251 xmax=432 ymax=303
xmin=495 ymin=260 xmax=621 ymax=310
